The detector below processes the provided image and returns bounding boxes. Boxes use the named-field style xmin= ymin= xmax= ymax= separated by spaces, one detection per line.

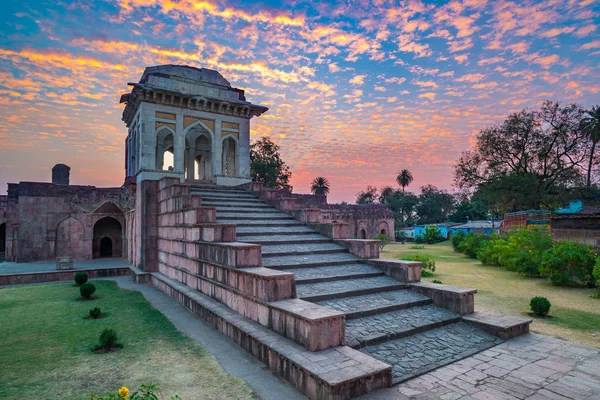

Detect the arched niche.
xmin=93 ymin=217 xmax=122 ymax=258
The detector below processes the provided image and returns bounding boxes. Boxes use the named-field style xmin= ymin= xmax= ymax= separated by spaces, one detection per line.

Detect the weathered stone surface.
xmin=346 ymin=305 xmax=460 ymax=348
xmin=462 ymin=311 xmax=532 ymax=340
xmin=318 ymin=290 xmax=431 ymax=319
xmin=0 ymin=266 xmax=130 ymax=286
xmin=367 ymin=259 xmax=422 ymax=283
xmin=361 ymin=322 xmax=503 ymax=382
xmin=410 ymin=282 xmax=476 ymax=315
xmin=286 ymin=264 xmax=383 ymax=284
xmin=262 ymin=252 xmax=359 ymax=268
xmin=297 ymin=276 xmax=406 ymax=301
xmin=336 ymin=239 xmax=380 ymax=259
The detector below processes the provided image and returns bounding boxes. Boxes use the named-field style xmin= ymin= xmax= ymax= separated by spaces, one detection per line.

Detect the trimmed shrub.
xmin=74 ymin=272 xmax=88 ymax=286
xmin=80 ymin=282 xmax=96 ymax=299
xmin=99 ymin=328 xmax=118 ymax=349
xmin=594 ymin=257 xmax=600 ymax=287
xmin=530 ymin=296 xmax=551 ymax=317
xmin=424 ymin=225 xmax=445 ymax=244
xmin=451 ymin=230 xmax=466 ymax=251
xmin=539 ymin=241 xmax=597 ymax=287
xmin=502 ymin=228 xmax=553 ymax=276
xmin=89 ymin=307 xmax=102 ymax=319
xmin=432 ymin=279 xmax=443 ymax=284
xmin=414 ymin=234 xmax=425 ymax=244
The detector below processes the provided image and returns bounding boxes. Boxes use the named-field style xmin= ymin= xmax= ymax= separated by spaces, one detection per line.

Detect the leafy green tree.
xmin=449 ymin=200 xmax=489 ymax=223
xmin=581 ymin=105 xmax=600 ymax=189
xmin=416 ymin=185 xmax=455 ymax=224
xmin=379 ymin=188 xmax=419 ymax=226
xmin=250 ymin=136 xmax=292 ymax=189
xmin=356 ymin=186 xmax=378 ymax=204
xmin=310 ymin=177 xmax=330 ymax=195
xmin=454 ymin=102 xmax=588 ymax=211
xmin=396 ymin=169 xmax=414 ymax=193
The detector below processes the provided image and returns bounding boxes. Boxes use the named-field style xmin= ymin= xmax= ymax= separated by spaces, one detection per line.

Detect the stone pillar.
xmin=174 ymin=113 xmax=185 ymax=174
xmin=134 ymin=180 xmax=159 ymax=271
xmin=214 ymin=119 xmax=222 ymax=177
xmin=239 ymin=118 xmax=251 ymax=178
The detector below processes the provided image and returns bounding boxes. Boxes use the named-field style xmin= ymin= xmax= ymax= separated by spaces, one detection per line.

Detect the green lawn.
xmin=0 ymin=280 xmax=255 ymax=400
xmin=382 ymin=242 xmax=600 ymax=349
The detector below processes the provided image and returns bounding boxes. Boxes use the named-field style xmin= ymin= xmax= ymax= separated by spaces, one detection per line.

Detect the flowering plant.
xmin=89 ymin=383 xmax=181 ymax=400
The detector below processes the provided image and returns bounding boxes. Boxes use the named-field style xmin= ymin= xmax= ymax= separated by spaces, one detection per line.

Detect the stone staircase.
xmin=191 ymin=184 xmax=505 ymax=384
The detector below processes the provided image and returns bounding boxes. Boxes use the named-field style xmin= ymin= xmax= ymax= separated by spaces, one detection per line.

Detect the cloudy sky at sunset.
xmin=1 ymin=0 xmax=599 ymax=202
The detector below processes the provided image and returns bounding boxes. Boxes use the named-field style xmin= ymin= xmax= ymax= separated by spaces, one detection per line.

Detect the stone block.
xmin=290 ymin=208 xmax=320 ymax=223
xmin=309 ymin=222 xmax=349 ymax=239
xmin=410 ymin=282 xmax=476 ymax=315
xmin=367 ymin=259 xmax=421 ymax=282
xmin=337 ymin=239 xmax=379 ymax=259
xmin=269 ymin=298 xmax=346 ymax=351
xmin=462 ymin=312 xmax=532 ymax=339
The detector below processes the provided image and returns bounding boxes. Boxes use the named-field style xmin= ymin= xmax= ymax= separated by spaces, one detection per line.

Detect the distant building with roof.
xmin=451 ymin=220 xmax=503 ymax=236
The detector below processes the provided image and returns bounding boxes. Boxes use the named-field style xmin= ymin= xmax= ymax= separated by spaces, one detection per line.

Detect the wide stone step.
xmin=218 ymin=219 xmax=303 ymax=227
xmin=216 ymin=212 xmax=293 ymax=220
xmin=213 ymin=206 xmax=281 ymax=213
xmin=236 ymin=226 xmax=316 ymax=235
xmin=345 ymin=305 xmax=460 ymax=348
xmin=191 ymin=190 xmax=257 ymax=199
xmin=288 ymin=264 xmax=384 ymax=284
xmin=297 ymin=276 xmax=407 ymax=302
xmin=318 ymin=291 xmax=432 ymax=319
xmin=262 ymin=252 xmax=360 ymax=269
xmin=261 ymin=242 xmax=348 ymax=256
xmin=233 ymin=234 xmax=331 ymax=244
xmin=201 ymin=198 xmax=266 ymax=205
xmin=204 ymin=202 xmax=272 ymax=209
xmin=361 ymin=322 xmax=503 ymax=384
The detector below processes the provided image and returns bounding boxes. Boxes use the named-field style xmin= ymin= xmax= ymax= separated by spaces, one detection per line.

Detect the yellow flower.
xmin=118 ymin=386 xmax=129 ymax=399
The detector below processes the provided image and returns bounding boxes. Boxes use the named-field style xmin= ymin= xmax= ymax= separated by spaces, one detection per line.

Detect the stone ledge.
xmin=129 ymin=265 xmax=151 ymax=284
xmin=157 ymin=238 xmax=261 ymax=268
xmin=409 ymin=282 xmax=476 ymax=315
xmin=367 ymin=259 xmax=421 ymax=283
xmin=157 ymin=223 xmax=236 ymax=242
xmin=0 ymin=267 xmax=130 ymax=286
xmin=336 ymin=239 xmax=379 ymax=259
xmin=462 ymin=311 xmax=532 ymax=340
xmin=151 ymin=272 xmax=392 ymax=399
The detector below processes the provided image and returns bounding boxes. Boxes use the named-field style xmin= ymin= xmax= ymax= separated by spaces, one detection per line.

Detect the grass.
xmin=0 ymin=280 xmax=255 ymax=400
xmin=382 ymin=242 xmax=600 ymax=348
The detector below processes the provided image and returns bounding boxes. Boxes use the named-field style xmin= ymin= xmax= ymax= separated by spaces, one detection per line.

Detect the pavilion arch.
xmin=378 ymin=222 xmax=390 ymax=236
xmin=184 ymin=123 xmax=213 ymax=181
xmin=221 ymin=135 xmax=238 ymax=177
xmin=93 ymin=217 xmax=122 ymax=258
xmin=156 ymin=126 xmax=175 ymax=171
xmin=55 ymin=217 xmax=86 ymax=258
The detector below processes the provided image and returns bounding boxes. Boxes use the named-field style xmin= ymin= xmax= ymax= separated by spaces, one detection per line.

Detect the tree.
xmin=449 ymin=200 xmax=489 ymax=223
xmin=378 ymin=186 xmax=396 ymax=204
xmin=380 ymin=189 xmax=419 ymax=227
xmin=310 ymin=177 xmax=330 ymax=195
xmin=581 ymin=105 xmax=600 ymax=189
xmin=250 ymin=136 xmax=292 ymax=189
xmin=416 ymin=185 xmax=455 ymax=224
xmin=454 ymin=101 xmax=587 ymax=211
xmin=356 ymin=186 xmax=378 ymax=204
xmin=396 ymin=169 xmax=414 ymax=193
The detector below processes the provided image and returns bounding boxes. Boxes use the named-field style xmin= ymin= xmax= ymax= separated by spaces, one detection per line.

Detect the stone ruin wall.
xmin=319 ymin=204 xmax=395 ymax=239
xmin=5 ymin=182 xmax=135 ymax=262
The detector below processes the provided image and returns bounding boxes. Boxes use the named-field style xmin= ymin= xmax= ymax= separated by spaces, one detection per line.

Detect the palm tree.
xmin=396 ymin=169 xmax=414 ymax=193
xmin=581 ymin=105 xmax=600 ymax=189
xmin=310 ymin=177 xmax=330 ymax=195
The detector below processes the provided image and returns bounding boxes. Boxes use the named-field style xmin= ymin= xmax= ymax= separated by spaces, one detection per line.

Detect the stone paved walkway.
xmin=0 ymin=257 xmax=130 ymax=275
xmin=361 ymin=332 xmax=600 ymax=399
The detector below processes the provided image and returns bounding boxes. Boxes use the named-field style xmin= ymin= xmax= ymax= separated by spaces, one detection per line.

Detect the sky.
xmin=0 ymin=0 xmax=599 ymax=203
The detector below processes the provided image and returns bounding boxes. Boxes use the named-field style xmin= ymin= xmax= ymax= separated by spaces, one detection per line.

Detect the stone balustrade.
xmin=367 ymin=259 xmax=422 ymax=283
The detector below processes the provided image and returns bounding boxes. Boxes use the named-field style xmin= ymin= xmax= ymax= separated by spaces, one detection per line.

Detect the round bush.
xmin=80 ymin=282 xmax=96 ymax=299
xmin=89 ymin=307 xmax=102 ymax=319
xmin=99 ymin=328 xmax=118 ymax=349
xmin=530 ymin=296 xmax=551 ymax=317
xmin=74 ymin=272 xmax=88 ymax=286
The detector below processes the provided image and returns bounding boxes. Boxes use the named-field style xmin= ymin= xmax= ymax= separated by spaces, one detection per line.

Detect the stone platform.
xmin=0 ymin=258 xmax=131 ymax=286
